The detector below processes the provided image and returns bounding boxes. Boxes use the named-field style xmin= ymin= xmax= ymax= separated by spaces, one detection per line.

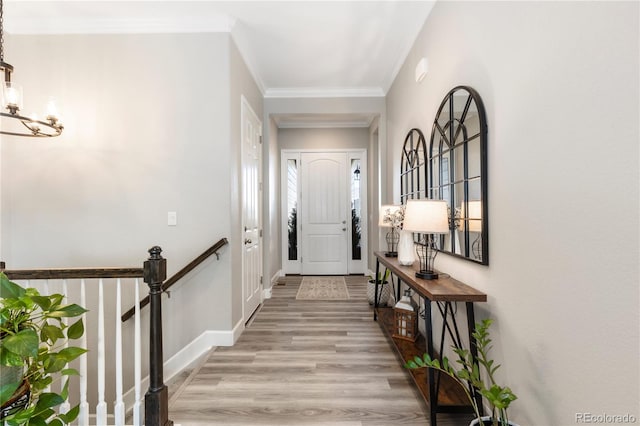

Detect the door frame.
xmin=280 ymin=149 xmax=367 ymax=275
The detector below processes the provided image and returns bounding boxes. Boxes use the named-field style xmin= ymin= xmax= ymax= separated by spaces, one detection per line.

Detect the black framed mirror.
xmin=400 ymin=128 xmax=428 ymax=205
xmin=428 ymin=86 xmax=488 ymax=264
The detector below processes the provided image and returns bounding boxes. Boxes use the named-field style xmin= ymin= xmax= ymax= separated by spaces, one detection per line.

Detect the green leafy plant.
xmin=405 ymin=319 xmax=517 ymax=426
xmin=0 ymin=272 xmax=87 ymax=425
xmin=369 ymin=268 xmax=390 ymax=284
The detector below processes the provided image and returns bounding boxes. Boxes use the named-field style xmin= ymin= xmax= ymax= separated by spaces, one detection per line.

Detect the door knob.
xmin=244 ymin=239 xmax=252 ymax=244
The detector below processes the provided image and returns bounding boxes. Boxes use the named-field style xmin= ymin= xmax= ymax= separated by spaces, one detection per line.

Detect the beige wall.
xmin=279 ymin=127 xmax=369 ymax=151
xmin=386 ymin=1 xmax=639 ymax=423
xmin=0 ymin=31 xmax=249 ymax=403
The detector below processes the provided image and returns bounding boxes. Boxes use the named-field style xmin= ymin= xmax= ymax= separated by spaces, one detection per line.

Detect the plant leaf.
xmin=41 ymin=324 xmax=65 ymax=344
xmin=57 ymin=346 xmax=88 ymax=362
xmin=47 ymin=304 xmax=88 ymax=318
xmin=0 ymin=273 xmax=25 ymax=299
xmin=61 ymin=368 xmax=80 ymax=376
xmin=0 ymin=380 xmax=21 ymax=407
xmin=34 ymin=392 xmax=64 ymax=411
xmin=30 ymin=295 xmax=52 ymax=311
xmin=60 ymin=404 xmax=80 ymax=423
xmin=67 ymin=318 xmax=84 ymax=340
xmin=3 ymin=328 xmax=39 ymax=358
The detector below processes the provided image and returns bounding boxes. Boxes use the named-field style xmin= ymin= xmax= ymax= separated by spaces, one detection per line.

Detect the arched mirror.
xmin=400 ymin=128 xmax=428 ymax=204
xmin=429 ymin=86 xmax=488 ymax=264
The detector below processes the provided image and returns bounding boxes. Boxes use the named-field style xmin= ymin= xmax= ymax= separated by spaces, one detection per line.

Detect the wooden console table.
xmin=373 ymin=251 xmax=487 ymax=426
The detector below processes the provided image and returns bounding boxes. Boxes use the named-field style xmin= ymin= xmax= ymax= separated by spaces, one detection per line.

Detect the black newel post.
xmin=144 ymin=246 xmax=173 ymax=426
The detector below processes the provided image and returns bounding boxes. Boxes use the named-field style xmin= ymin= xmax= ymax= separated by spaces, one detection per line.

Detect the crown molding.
xmin=5 ymin=16 xmax=236 ymax=35
xmin=264 ymin=87 xmax=385 ymax=99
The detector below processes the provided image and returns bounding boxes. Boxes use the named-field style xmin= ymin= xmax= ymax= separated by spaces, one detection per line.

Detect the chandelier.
xmin=0 ymin=0 xmax=63 ymax=137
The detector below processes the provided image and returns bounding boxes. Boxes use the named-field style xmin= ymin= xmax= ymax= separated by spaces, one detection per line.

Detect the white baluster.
xmin=43 ymin=280 xmax=51 ymax=394
xmin=132 ymin=278 xmax=143 ymax=426
xmin=79 ymin=280 xmax=89 ymax=426
xmin=59 ymin=279 xmax=70 ymax=416
xmin=96 ymin=279 xmax=107 ymax=425
xmin=114 ymin=279 xmax=125 ymax=425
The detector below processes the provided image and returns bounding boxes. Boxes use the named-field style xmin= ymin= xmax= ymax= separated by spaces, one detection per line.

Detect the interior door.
xmin=300 ymin=152 xmax=348 ymax=275
xmin=241 ymin=97 xmax=262 ymax=321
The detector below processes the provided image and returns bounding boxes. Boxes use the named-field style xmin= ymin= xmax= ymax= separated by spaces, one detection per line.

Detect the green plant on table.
xmin=405 ymin=318 xmax=517 ymax=426
xmin=0 ymin=272 xmax=88 ymax=426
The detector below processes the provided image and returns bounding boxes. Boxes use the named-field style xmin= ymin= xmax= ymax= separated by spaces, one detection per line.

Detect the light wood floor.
xmin=169 ymin=275 xmax=472 ymax=426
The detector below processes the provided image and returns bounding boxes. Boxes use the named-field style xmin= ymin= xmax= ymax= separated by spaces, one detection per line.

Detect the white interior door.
xmin=300 ymin=152 xmax=348 ymax=275
xmin=241 ymin=97 xmax=262 ymax=321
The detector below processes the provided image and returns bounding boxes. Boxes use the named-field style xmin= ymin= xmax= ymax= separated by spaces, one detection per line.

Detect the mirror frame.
xmin=428 ymin=86 xmax=488 ymax=265
xmin=400 ymin=128 xmax=428 ymax=205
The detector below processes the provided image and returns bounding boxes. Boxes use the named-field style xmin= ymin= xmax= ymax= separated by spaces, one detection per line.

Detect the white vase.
xmin=397 ymin=230 xmax=415 ymax=266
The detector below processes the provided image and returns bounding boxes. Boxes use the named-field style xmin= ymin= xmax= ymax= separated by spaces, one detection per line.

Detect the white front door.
xmin=241 ymin=97 xmax=262 ymax=322
xmin=300 ymin=152 xmax=349 ymax=275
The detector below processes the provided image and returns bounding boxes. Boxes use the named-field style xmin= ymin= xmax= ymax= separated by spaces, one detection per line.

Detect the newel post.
xmin=144 ymin=246 xmax=173 ymax=426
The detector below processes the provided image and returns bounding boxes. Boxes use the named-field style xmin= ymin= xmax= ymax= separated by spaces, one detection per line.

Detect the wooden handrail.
xmin=121 ymin=237 xmax=228 ymax=322
xmin=1 ymin=267 xmax=143 ymax=280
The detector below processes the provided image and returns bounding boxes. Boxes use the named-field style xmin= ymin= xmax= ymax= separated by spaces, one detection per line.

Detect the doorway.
xmin=281 ymin=150 xmax=367 ymax=275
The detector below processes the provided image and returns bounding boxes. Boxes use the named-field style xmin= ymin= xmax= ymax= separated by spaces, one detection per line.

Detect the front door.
xmin=241 ymin=97 xmax=262 ymax=322
xmin=300 ymin=152 xmax=349 ymax=275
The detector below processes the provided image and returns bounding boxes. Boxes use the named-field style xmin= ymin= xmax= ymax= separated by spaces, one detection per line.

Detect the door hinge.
xmin=259 ymin=229 xmax=263 ymax=237
xmin=260 ymin=276 xmax=263 ymax=284
xmin=259 ymin=135 xmax=263 ymax=144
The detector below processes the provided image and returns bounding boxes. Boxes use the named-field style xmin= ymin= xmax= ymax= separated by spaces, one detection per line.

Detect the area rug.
xmin=296 ymin=276 xmax=350 ymax=300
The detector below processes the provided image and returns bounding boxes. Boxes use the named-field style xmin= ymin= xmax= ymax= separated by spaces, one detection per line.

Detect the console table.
xmin=373 ymin=251 xmax=487 ymax=426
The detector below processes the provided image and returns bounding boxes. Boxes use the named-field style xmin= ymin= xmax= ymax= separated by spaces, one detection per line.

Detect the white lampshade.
xmin=402 ymin=199 xmax=449 ymax=234
xmin=379 ymin=204 xmax=402 ymax=227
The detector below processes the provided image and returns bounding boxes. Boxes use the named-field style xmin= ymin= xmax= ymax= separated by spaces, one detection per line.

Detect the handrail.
xmin=1 ymin=267 xmax=143 ymax=280
xmin=121 ymin=237 xmax=228 ymax=322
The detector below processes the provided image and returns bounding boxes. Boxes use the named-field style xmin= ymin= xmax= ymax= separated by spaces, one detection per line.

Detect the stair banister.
xmin=143 ymin=246 xmax=173 ymax=426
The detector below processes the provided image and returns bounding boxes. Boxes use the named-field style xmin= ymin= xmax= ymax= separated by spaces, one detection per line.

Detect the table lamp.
xmin=379 ymin=204 xmax=402 ymax=257
xmin=402 ymin=199 xmax=449 ymax=279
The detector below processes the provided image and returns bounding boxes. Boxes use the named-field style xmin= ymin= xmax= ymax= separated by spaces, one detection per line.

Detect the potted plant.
xmin=405 ymin=319 xmax=518 ymax=426
xmin=0 ymin=272 xmax=87 ymax=425
xmin=367 ymin=269 xmax=391 ymax=306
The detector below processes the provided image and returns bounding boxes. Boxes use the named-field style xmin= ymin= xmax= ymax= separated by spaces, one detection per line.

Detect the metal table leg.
xmin=424 ymin=297 xmax=437 ymax=426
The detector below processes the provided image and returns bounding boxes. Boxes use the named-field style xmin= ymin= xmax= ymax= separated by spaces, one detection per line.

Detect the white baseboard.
xmin=270 ymin=270 xmax=282 ymax=286
xmin=122 ymin=318 xmax=245 ymax=410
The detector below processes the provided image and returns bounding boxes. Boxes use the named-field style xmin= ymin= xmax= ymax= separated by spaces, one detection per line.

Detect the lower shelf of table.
xmin=375 ymin=307 xmax=474 ymax=414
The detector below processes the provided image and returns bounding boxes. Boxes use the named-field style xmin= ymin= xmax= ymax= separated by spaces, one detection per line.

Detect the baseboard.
xmin=123 ymin=318 xmax=245 ymax=410
xmin=270 ymin=270 xmax=282 ymax=286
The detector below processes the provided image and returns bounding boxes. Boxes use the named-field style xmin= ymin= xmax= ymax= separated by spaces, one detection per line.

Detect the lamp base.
xmin=385 ymin=252 xmax=398 ymax=258
xmin=415 ymin=270 xmax=438 ymax=280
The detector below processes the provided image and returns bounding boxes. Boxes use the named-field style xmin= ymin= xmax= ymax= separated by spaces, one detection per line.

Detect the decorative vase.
xmin=367 ymin=280 xmax=390 ymax=306
xmin=397 ymin=230 xmax=415 ymax=266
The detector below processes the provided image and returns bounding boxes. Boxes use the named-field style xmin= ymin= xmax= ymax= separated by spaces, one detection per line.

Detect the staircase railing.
xmin=1 ymin=246 xmax=173 ymax=426
xmin=122 ymin=237 xmax=228 ymax=322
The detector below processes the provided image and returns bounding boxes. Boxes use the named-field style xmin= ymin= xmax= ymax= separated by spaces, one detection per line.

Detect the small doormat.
xmin=296 ymin=276 xmax=349 ymax=300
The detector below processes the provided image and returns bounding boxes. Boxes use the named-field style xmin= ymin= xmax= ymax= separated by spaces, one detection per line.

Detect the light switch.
xmin=168 ymin=211 xmax=177 ymax=226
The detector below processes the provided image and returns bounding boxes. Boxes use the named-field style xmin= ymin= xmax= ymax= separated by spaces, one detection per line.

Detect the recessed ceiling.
xmin=4 ymin=1 xmax=435 ymax=98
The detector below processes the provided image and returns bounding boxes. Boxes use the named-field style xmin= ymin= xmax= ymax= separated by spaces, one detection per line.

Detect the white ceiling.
xmin=4 ymin=1 xmax=435 ymax=127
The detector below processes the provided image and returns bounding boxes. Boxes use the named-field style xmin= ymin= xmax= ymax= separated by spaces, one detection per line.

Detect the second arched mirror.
xmin=429 ymin=86 xmax=488 ymax=264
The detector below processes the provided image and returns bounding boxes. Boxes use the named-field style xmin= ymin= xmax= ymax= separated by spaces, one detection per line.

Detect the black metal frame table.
xmin=373 ymin=251 xmax=487 ymax=426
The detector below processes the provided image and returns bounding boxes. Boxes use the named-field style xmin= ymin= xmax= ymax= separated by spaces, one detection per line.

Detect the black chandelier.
xmin=0 ymin=0 xmax=63 ymax=137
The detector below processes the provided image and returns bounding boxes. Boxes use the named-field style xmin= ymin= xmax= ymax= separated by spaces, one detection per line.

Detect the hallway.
xmin=169 ymin=275 xmax=471 ymax=425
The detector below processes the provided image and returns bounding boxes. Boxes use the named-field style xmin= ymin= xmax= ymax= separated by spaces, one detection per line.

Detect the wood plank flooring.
xmin=169 ymin=275 xmax=472 ymax=426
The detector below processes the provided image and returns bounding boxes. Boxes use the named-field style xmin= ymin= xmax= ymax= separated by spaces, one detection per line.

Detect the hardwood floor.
xmin=169 ymin=275 xmax=472 ymax=426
